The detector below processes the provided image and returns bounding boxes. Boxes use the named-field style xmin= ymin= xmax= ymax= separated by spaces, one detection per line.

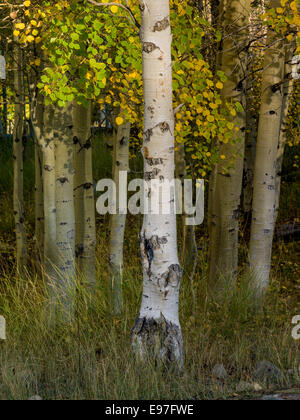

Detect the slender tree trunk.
xmin=32 ymin=88 xmax=45 ymax=268
xmin=208 ymin=0 xmax=251 ymax=297
xmin=13 ymin=42 xmax=27 ymax=275
xmin=248 ymin=0 xmax=285 ymax=299
xmin=54 ymin=103 xmax=76 ymax=322
xmin=73 ymin=101 xmax=96 ymax=289
xmin=175 ymin=143 xmax=198 ymax=282
xmin=109 ymin=117 xmax=130 ymax=315
xmin=275 ymin=46 xmax=295 ymax=222
xmin=243 ymin=79 xmax=257 ymax=214
xmin=131 ymin=0 xmax=184 ymax=367
xmin=42 ymin=104 xmax=58 ymax=301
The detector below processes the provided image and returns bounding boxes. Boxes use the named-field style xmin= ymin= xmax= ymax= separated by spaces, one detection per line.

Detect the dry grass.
xmin=0 ymin=231 xmax=299 ymax=400
xmin=0 ymin=136 xmax=299 ymax=400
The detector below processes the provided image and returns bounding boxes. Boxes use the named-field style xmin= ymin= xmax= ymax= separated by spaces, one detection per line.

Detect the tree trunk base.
xmin=131 ymin=315 xmax=184 ymax=368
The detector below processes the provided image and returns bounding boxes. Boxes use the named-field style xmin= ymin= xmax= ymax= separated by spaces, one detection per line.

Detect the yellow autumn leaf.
xmin=16 ymin=23 xmax=25 ymax=30
xmin=290 ymin=1 xmax=297 ymax=11
xmin=23 ymin=0 xmax=31 ymax=7
xmin=110 ymin=5 xmax=119 ymax=13
xmin=116 ymin=117 xmax=124 ymax=126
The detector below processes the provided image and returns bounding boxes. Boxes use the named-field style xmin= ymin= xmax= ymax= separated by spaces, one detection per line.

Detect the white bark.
xmin=248 ymin=0 xmax=285 ymax=298
xmin=73 ymin=101 xmax=96 ymax=289
xmin=109 ymin=117 xmax=130 ymax=315
xmin=131 ymin=0 xmax=183 ymax=367
xmin=43 ymin=104 xmax=59 ymax=306
xmin=54 ymin=103 xmax=76 ymax=322
xmin=32 ymin=88 xmax=45 ymax=268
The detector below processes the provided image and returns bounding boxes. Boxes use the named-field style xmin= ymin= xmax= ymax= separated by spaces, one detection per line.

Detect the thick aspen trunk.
xmin=131 ymin=0 xmax=183 ymax=367
xmin=73 ymin=101 xmax=96 ymax=289
xmin=175 ymin=143 xmax=198 ymax=281
xmin=275 ymin=47 xmax=295 ymax=222
xmin=109 ymin=118 xmax=130 ymax=315
xmin=208 ymin=0 xmax=251 ymax=297
xmin=13 ymin=43 xmax=27 ymax=275
xmin=54 ymin=103 xmax=76 ymax=322
xmin=248 ymin=0 xmax=285 ymax=299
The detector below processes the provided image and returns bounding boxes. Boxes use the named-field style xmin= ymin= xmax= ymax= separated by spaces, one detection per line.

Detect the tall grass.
xmin=0 ymin=233 xmax=299 ymax=400
xmin=0 ymin=135 xmax=299 ymax=400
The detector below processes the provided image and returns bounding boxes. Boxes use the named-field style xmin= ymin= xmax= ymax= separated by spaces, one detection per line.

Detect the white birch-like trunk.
xmin=13 ymin=41 xmax=27 ymax=275
xmin=32 ymin=89 xmax=45 ymax=267
xmin=109 ymin=117 xmax=130 ymax=315
xmin=43 ymin=104 xmax=58 ymax=303
xmin=54 ymin=103 xmax=76 ymax=322
xmin=248 ymin=0 xmax=285 ymax=298
xmin=73 ymin=101 xmax=96 ymax=289
xmin=208 ymin=0 xmax=251 ymax=297
xmin=131 ymin=0 xmax=183 ymax=366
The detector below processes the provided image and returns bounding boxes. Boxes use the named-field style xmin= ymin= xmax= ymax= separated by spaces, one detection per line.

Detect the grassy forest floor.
xmin=0 ymin=134 xmax=299 ymax=400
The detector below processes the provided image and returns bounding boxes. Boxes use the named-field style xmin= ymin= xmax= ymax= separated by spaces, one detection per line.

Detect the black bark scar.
xmin=153 ymin=17 xmax=170 ymax=32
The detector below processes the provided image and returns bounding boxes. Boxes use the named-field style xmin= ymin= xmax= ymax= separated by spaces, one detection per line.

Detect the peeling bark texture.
xmin=275 ymin=46 xmax=295 ymax=223
xmin=132 ymin=315 xmax=183 ymax=365
xmin=248 ymin=0 xmax=285 ymax=299
xmin=132 ymin=0 xmax=183 ymax=367
xmin=208 ymin=0 xmax=251 ymax=298
xmin=13 ymin=40 xmax=27 ymax=276
xmin=73 ymin=101 xmax=96 ymax=289
xmin=175 ymin=143 xmax=198 ymax=283
xmin=109 ymin=115 xmax=130 ymax=315
xmin=53 ymin=103 xmax=76 ymax=323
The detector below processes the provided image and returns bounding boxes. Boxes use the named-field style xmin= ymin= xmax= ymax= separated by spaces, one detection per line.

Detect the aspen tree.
xmin=73 ymin=101 xmax=96 ymax=289
xmin=13 ymin=40 xmax=27 ymax=275
xmin=248 ymin=0 xmax=285 ymax=299
xmin=32 ymin=87 xmax=45 ymax=267
xmin=109 ymin=116 xmax=130 ymax=315
xmin=131 ymin=0 xmax=184 ymax=366
xmin=54 ymin=103 xmax=76 ymax=321
xmin=208 ymin=0 xmax=251 ymax=297
xmin=42 ymin=104 xmax=58 ymax=304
